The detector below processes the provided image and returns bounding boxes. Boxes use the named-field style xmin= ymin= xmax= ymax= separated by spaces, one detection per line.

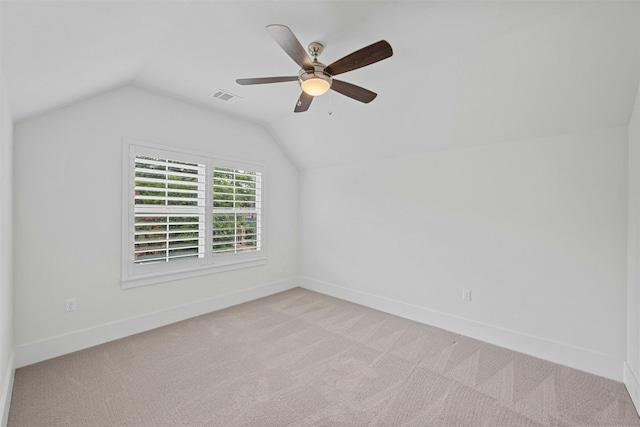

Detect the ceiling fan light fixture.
xmin=299 ymin=70 xmax=332 ymax=96
xmin=237 ymin=25 xmax=393 ymax=112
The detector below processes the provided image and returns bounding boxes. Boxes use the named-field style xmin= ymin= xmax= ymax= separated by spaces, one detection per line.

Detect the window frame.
xmin=121 ymin=138 xmax=266 ymax=288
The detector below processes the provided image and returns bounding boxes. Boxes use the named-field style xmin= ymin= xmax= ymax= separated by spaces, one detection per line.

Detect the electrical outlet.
xmin=65 ymin=298 xmax=77 ymax=312
xmin=462 ymin=289 xmax=471 ymax=301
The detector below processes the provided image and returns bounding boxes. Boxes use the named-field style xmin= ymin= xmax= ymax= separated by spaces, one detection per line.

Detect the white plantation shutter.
xmin=212 ymin=166 xmax=262 ymax=256
xmin=134 ymin=155 xmax=206 ymax=264
xmin=123 ymin=140 xmax=266 ymax=287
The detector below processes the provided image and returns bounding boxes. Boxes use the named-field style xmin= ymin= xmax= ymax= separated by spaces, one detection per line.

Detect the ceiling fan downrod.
xmin=308 ymin=41 xmax=324 ymax=62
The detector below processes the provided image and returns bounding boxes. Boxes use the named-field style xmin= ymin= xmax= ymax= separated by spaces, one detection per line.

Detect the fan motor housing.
xmin=298 ymin=63 xmax=333 ymax=95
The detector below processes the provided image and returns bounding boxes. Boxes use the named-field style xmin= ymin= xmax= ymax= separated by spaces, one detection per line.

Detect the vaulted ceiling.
xmin=2 ymin=1 xmax=639 ymax=169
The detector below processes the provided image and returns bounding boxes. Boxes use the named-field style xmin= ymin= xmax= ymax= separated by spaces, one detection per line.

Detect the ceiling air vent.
xmin=211 ymin=89 xmax=242 ymax=104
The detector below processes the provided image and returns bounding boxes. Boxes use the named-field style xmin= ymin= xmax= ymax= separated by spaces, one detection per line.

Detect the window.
xmin=212 ymin=166 xmax=261 ymax=256
xmin=133 ymin=155 xmax=206 ymax=265
xmin=122 ymin=140 xmax=265 ymax=288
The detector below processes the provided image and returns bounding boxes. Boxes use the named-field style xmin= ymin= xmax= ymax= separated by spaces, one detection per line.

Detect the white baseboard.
xmin=14 ymin=277 xmax=298 ymax=368
xmin=1 ymin=350 xmax=15 ymax=427
xmin=301 ymin=277 xmax=623 ymax=382
xmin=625 ymin=362 xmax=640 ymax=415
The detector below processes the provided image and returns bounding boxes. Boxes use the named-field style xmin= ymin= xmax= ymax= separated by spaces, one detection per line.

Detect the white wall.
xmin=300 ymin=127 xmax=628 ymax=381
xmin=0 ymin=3 xmax=15 ymax=418
xmin=627 ymin=83 xmax=640 ymax=409
xmin=0 ymin=64 xmax=14 ymax=426
xmin=12 ymin=85 xmax=298 ymax=363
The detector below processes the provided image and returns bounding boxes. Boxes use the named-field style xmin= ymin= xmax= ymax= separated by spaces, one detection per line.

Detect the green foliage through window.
xmin=212 ymin=167 xmax=261 ymax=255
xmin=128 ymin=146 xmax=263 ymax=273
xmin=133 ymin=155 xmax=206 ymax=264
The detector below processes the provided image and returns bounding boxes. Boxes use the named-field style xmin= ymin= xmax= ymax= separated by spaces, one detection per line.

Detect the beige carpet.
xmin=8 ymin=287 xmax=640 ymax=426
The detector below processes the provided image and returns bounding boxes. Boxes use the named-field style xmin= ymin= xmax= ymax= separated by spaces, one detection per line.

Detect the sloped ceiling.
xmin=2 ymin=1 xmax=639 ymax=169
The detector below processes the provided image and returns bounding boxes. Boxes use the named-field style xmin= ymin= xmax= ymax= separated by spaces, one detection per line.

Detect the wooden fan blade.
xmin=325 ymin=40 xmax=393 ymax=76
xmin=330 ymin=79 xmax=377 ymax=103
xmin=266 ymin=24 xmax=314 ymax=71
xmin=294 ymin=92 xmax=313 ymax=113
xmin=236 ymin=76 xmax=298 ymax=85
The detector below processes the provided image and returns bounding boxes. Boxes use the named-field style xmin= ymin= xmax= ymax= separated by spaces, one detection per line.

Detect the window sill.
xmin=121 ymin=257 xmax=267 ymax=289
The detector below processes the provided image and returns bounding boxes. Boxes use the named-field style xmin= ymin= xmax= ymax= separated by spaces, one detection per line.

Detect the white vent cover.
xmin=211 ymin=89 xmax=242 ymax=104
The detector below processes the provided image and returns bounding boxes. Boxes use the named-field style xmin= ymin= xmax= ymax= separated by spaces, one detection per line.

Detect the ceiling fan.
xmin=236 ymin=24 xmax=393 ymax=113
